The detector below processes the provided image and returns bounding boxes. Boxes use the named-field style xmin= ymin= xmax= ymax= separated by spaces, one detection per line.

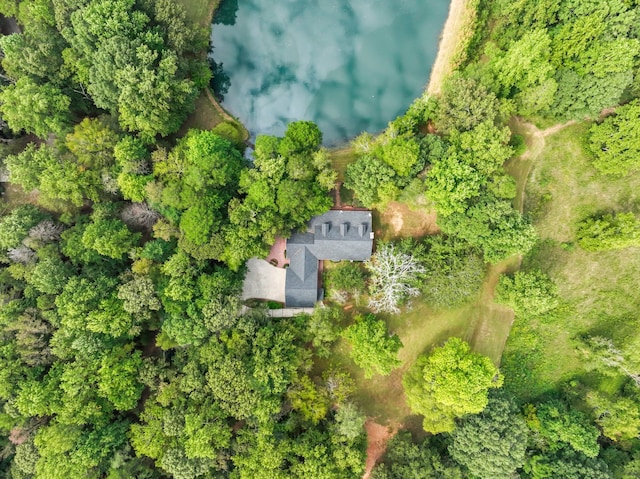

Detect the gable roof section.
xmin=285 ymin=243 xmax=319 ymax=307
xmin=309 ymin=211 xmax=373 ymax=261
xmin=284 ymin=210 xmax=373 ymax=307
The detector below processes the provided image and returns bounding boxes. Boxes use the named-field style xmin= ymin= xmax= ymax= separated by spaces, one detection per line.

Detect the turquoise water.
xmin=210 ymin=0 xmax=450 ymax=145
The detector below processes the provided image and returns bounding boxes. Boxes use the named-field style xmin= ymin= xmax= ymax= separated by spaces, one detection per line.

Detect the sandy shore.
xmin=427 ymin=0 xmax=469 ymax=96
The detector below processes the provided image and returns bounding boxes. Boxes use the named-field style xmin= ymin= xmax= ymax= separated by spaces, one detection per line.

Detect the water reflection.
xmin=210 ymin=0 xmax=449 ymax=145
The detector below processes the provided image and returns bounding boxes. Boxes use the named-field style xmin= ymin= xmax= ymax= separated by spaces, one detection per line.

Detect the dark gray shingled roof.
xmin=285 ymin=210 xmax=374 ymax=307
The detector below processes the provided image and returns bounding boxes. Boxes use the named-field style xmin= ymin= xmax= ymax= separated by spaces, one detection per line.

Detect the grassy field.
xmin=318 ymin=253 xmax=518 ymax=431
xmin=501 ymin=122 xmax=640 ymax=400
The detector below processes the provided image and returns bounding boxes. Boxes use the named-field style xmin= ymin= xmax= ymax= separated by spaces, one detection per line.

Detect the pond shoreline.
xmin=427 ymin=0 xmax=473 ymax=96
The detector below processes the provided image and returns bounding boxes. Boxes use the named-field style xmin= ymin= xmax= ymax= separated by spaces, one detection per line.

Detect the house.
xmin=285 ymin=210 xmax=374 ymax=307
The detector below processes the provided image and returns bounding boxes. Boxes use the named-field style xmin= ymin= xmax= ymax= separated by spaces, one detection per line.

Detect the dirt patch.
xmin=427 ymin=0 xmax=472 ymax=95
xmin=363 ymin=421 xmax=397 ymax=479
xmin=380 ymin=202 xmax=440 ymax=239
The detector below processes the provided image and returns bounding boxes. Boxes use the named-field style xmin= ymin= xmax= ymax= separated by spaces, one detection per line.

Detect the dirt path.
xmin=362 ymin=421 xmax=397 ymax=479
xmin=507 ymin=117 xmax=576 ymax=213
xmin=427 ymin=0 xmax=470 ymax=96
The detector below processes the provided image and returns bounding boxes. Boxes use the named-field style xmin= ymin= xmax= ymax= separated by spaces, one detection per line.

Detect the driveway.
xmin=242 ymin=258 xmax=286 ymax=303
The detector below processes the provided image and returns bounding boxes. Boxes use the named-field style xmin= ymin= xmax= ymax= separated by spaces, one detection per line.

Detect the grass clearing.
xmin=320 ymin=256 xmax=517 ymax=430
xmin=501 ymin=121 xmax=640 ymax=400
xmin=329 ymin=146 xmax=357 ymax=182
xmin=176 ymin=0 xmax=219 ymax=28
xmin=178 ymin=90 xmax=227 ymax=134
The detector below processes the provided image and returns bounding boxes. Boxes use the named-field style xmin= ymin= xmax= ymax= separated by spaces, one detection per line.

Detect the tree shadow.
xmin=213 ymin=0 xmax=239 ymax=25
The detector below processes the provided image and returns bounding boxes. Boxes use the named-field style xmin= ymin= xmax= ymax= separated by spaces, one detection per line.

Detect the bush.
xmin=495 ymin=270 xmax=558 ymax=318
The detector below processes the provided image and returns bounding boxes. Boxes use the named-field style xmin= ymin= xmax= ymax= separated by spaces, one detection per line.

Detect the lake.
xmin=210 ymin=0 xmax=450 ymax=145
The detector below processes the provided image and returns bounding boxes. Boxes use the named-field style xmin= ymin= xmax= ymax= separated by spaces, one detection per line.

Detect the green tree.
xmin=437 ymin=75 xmax=502 ymax=133
xmin=495 ymin=270 xmax=559 ymax=318
xmin=82 ymin=218 xmax=141 ymax=259
xmin=577 ymin=212 xmax=640 ymax=252
xmin=372 ymin=431 xmax=463 ymax=479
xmin=6 ymin=143 xmax=101 ymax=208
xmin=419 ymin=235 xmax=485 ymax=309
xmin=588 ymin=101 xmax=640 ymax=176
xmin=403 ymin=338 xmax=503 ymax=433
xmin=342 ymin=314 xmax=403 ymax=378
xmin=115 ymin=48 xmax=198 ymax=140
xmin=0 ymin=205 xmax=44 ymax=251
xmin=0 ymin=78 xmax=71 ymax=137
xmin=449 ymin=394 xmax=528 ymax=479
xmin=344 ymin=155 xmax=399 ymax=208
xmin=530 ymin=400 xmax=601 ymax=458
xmin=65 ymin=117 xmax=120 ymax=169
xmin=586 ymin=390 xmax=640 ymax=442
xmin=334 ymin=402 xmax=366 ymax=440
xmin=325 ymin=262 xmax=366 ymax=300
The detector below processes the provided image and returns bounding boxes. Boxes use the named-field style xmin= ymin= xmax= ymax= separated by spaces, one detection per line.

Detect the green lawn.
xmin=319 ymin=257 xmax=517 ymax=430
xmin=501 ymin=122 xmax=640 ymax=400
xmin=329 ymin=146 xmax=357 ymax=183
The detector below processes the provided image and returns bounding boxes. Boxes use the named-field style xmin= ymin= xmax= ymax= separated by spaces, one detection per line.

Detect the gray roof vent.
xmin=321 ymin=222 xmax=330 ymax=236
xmin=358 ymin=223 xmax=367 ymax=237
xmin=340 ymin=223 xmax=348 ymax=236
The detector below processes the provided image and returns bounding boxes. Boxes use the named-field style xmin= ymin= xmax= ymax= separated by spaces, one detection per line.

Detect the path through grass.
xmin=502 ymin=122 xmax=640 ymax=400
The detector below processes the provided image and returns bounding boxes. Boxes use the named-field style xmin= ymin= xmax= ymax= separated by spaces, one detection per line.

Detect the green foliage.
xmin=524 ymin=448 xmax=612 ymax=479
xmin=342 ymin=314 xmax=403 ymax=378
xmin=0 ymin=205 xmax=44 ymax=251
xmin=576 ymin=212 xmax=640 ymax=252
xmin=588 ymin=101 xmax=640 ymax=176
xmin=437 ymin=75 xmax=502 ymax=132
xmin=6 ymin=143 xmax=102 ymax=209
xmin=372 ymin=431 xmax=463 ymax=479
xmin=115 ymin=48 xmax=198 ymax=140
xmin=586 ymin=390 xmax=640 ymax=443
xmin=532 ymin=400 xmax=600 ymax=458
xmin=419 ymin=235 xmax=485 ymax=309
xmin=496 ymin=270 xmax=559 ymax=318
xmin=287 ymin=375 xmax=330 ymax=424
xmin=225 ymin=121 xmax=333 ymax=269
xmin=325 ymin=262 xmax=366 ymax=298
xmin=449 ymin=394 xmax=528 ymax=479
xmin=344 ymin=155 xmax=399 ymax=208
xmin=403 ymin=338 xmax=503 ymax=433
xmin=305 ymin=307 xmax=341 ymax=358
xmin=82 ymin=218 xmax=141 ymax=258
xmin=65 ymin=117 xmax=120 ymax=169
xmin=0 ymin=77 xmax=71 ymax=137
xmin=334 ymin=402 xmax=366 ymax=440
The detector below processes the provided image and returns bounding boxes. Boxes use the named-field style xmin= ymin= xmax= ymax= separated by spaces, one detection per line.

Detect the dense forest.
xmin=0 ymin=0 xmax=639 ymax=477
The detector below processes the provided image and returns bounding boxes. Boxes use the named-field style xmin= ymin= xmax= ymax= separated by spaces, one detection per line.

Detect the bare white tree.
xmin=121 ymin=202 xmax=160 ymax=229
xmin=28 ymin=220 xmax=64 ymax=242
xmin=7 ymin=246 xmax=36 ymax=264
xmin=586 ymin=336 xmax=640 ymax=388
xmin=366 ymin=243 xmax=426 ymax=314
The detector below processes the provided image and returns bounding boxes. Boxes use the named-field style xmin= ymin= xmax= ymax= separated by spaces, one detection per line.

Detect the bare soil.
xmin=362 ymin=421 xmax=398 ymax=479
xmin=379 ymin=202 xmax=440 ymax=239
xmin=427 ymin=0 xmax=469 ymax=95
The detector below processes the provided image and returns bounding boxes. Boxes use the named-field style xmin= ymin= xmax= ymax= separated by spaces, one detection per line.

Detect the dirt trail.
xmin=507 ymin=117 xmax=576 ymax=213
xmin=362 ymin=421 xmax=397 ymax=479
